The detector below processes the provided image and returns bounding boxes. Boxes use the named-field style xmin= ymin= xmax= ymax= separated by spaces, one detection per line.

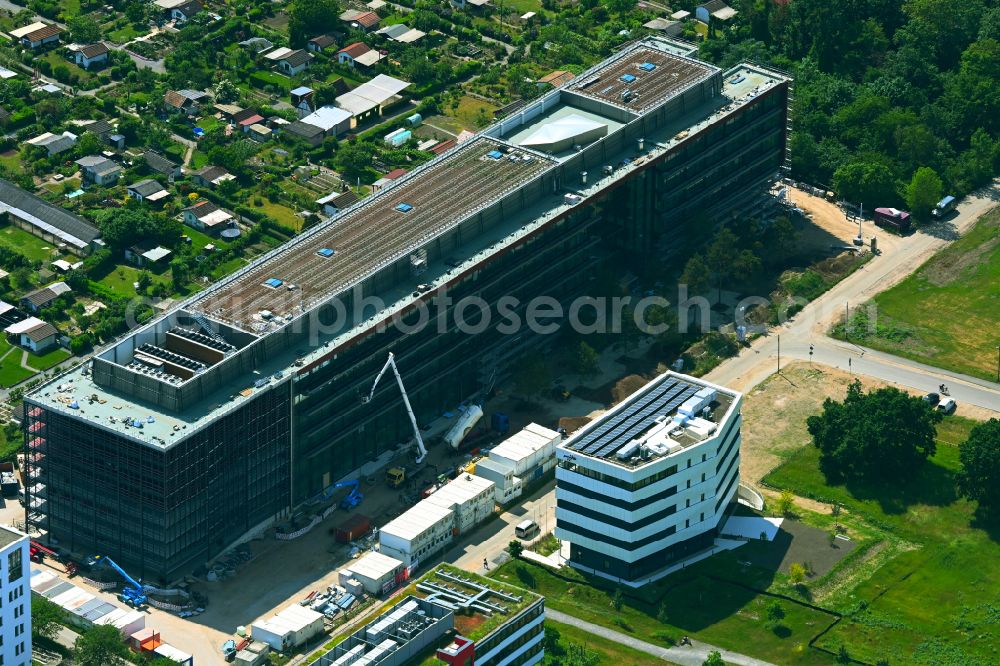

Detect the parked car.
xmin=936 ymin=397 xmax=957 ymax=414
xmin=922 ymin=392 xmax=940 ymax=406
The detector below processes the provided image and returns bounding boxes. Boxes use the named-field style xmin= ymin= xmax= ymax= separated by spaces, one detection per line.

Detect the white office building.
xmin=555 ymin=372 xmax=741 ymax=586
xmin=0 ymin=525 xmax=31 ymax=664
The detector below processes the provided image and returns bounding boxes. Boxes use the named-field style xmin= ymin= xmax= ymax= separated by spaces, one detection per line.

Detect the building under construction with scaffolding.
xmin=24 ymin=37 xmax=791 ymax=582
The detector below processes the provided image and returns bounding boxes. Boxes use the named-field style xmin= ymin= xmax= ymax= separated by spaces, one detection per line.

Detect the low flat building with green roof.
xmin=310 ymin=564 xmax=545 ymax=666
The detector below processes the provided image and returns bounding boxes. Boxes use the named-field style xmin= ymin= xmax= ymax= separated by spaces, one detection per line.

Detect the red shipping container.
xmin=335 ymin=514 xmax=371 ymax=543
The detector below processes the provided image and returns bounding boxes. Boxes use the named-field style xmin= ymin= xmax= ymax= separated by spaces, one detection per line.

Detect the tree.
xmin=905 ymin=166 xmax=943 ymax=222
xmin=765 ymin=599 xmax=786 ymax=627
xmin=788 ymin=562 xmax=807 ymax=585
xmin=74 ymin=624 xmax=131 ymax=666
xmin=611 ymin=587 xmax=623 ymax=611
xmin=336 ymin=141 xmax=375 ymax=182
xmin=75 ymin=131 xmax=102 ymax=157
xmin=957 ymin=419 xmax=1000 ymax=516
xmin=95 ymin=208 xmax=178 ymax=249
xmin=776 ymin=489 xmax=794 ymax=516
xmin=513 ymin=351 xmax=550 ymax=397
xmin=214 ymin=78 xmax=239 ymax=104
xmin=703 ymin=651 xmax=726 ymax=666
xmin=806 ymin=380 xmax=941 ymax=482
xmin=680 ymin=253 xmax=711 ymax=295
xmin=506 ymin=539 xmax=523 ymax=559
xmin=575 ymin=341 xmax=599 ymax=376
xmin=833 ymin=160 xmax=898 ymax=208
xmin=68 ymin=15 xmax=101 ymax=43
xmin=602 ymin=0 xmax=636 ymax=15
xmin=288 ymin=0 xmax=340 ymax=47
xmin=32 ymin=596 xmax=64 ymax=640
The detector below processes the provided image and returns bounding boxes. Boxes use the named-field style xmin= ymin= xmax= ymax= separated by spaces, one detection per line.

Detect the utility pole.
xmin=777 ymin=334 xmax=780 ymax=373
xmin=996 ymin=345 xmax=999 ymax=383
xmin=845 ymin=301 xmax=850 ymax=340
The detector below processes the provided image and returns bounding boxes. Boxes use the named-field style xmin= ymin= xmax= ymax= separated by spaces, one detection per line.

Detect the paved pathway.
xmin=706 ymin=178 xmax=1000 ymax=412
xmin=547 ymin=609 xmax=777 ymax=666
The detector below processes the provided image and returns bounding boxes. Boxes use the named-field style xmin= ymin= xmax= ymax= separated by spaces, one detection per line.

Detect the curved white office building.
xmin=555 ymin=372 xmax=741 ymax=586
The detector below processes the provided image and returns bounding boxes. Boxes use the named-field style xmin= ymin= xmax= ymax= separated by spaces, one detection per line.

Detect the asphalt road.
xmin=706 ymin=178 xmax=1000 ymax=412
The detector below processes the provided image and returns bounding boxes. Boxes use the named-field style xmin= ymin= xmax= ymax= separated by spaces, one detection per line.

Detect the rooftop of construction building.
xmin=559 ymin=372 xmax=740 ymax=469
xmin=192 ymin=136 xmax=557 ymax=331
xmin=567 ymin=45 xmax=716 ymax=112
xmin=0 ymin=524 xmax=26 ymax=549
xmin=27 ymin=37 xmax=788 ymax=448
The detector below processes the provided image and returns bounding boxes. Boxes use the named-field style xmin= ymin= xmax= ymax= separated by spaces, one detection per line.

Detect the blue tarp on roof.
xmin=265 ymin=277 xmax=283 ymax=288
xmin=487 ymin=150 xmax=503 ymax=159
xmin=317 ymin=248 xmax=335 ymax=257
xmin=395 ymin=203 xmax=413 ymax=213
xmin=639 ymin=62 xmax=656 ymax=72
xmin=620 ymin=73 xmax=636 ymax=83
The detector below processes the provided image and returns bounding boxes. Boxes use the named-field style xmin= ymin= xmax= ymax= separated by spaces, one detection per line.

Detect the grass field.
xmin=543 ymin=621 xmax=666 ymax=665
xmin=253 ymin=199 xmax=302 ymax=230
xmin=763 ymin=416 xmax=1000 ymax=665
xmin=0 ymin=224 xmax=63 ymax=263
xmin=832 ymin=208 xmax=1000 ymax=380
xmin=26 ymin=346 xmax=72 ymax=372
xmin=0 ymin=340 xmax=34 ymax=388
xmin=0 ymin=150 xmax=23 ymax=175
xmin=443 ymin=95 xmax=499 ymax=131
xmin=93 ymin=264 xmax=171 ymax=299
xmin=492 ymin=560 xmax=837 ymax=665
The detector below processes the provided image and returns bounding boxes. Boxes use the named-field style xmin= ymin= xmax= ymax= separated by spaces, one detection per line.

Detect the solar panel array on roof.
xmin=567 ymin=377 xmax=705 ymax=459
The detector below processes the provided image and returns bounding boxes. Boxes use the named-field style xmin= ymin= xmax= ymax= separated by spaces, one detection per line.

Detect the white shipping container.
xmin=379 ymin=502 xmax=454 ymax=566
xmin=422 ymin=474 xmax=495 ymax=534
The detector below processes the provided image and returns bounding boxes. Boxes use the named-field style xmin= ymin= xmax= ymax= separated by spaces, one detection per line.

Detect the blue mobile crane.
xmin=89 ymin=555 xmax=147 ymax=607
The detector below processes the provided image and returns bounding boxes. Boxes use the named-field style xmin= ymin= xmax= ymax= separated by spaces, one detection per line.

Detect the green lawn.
xmin=832 ymin=208 xmax=1000 ymax=380
xmin=106 ymin=23 xmax=145 ymax=44
xmin=542 ymin=621 xmax=667 ymax=665
xmin=189 ymin=149 xmax=210 ymax=169
xmin=763 ymin=417 xmax=1000 ymax=665
xmin=27 ymin=346 xmax=72 ymax=372
xmin=0 ymin=224 xmax=64 ymax=263
xmin=0 ymin=150 xmax=24 ymax=175
xmin=252 ymin=199 xmax=303 ymax=230
xmin=0 ymin=341 xmax=34 ymax=388
xmin=92 ymin=264 xmax=172 ymax=299
xmin=210 ymin=257 xmax=248 ymax=280
xmin=443 ymin=95 xmax=499 ymax=131
xmin=491 ymin=561 xmax=837 ymax=665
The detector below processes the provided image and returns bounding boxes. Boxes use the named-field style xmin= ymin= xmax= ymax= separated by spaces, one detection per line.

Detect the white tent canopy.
xmin=519 ymin=114 xmax=608 ymax=152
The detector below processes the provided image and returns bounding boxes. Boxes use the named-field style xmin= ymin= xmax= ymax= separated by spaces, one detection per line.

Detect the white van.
xmin=515 ymin=519 xmax=539 ymax=540
xmin=937 ymin=397 xmax=957 ymax=415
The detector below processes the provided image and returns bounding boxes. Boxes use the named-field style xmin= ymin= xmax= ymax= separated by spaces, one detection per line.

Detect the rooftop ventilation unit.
xmin=395 ymin=203 xmax=413 ymax=213
xmin=486 ymin=150 xmax=503 ymax=160
xmin=264 ymin=278 xmax=283 ymax=288
xmin=317 ymin=247 xmax=336 ymax=258
xmin=619 ymin=73 xmax=636 ymax=83
xmin=639 ymin=62 xmax=656 ymax=72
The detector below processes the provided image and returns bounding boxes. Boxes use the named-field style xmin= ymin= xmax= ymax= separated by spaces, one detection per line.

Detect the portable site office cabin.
xmin=475 ymin=456 xmax=523 ymax=504
xmin=378 ymin=502 xmax=454 ymax=568
xmin=422 ymin=474 xmax=495 ymax=535
xmin=339 ymin=550 xmax=405 ymax=595
xmin=251 ymin=605 xmax=325 ymax=651
xmin=488 ymin=422 xmax=560 ymax=478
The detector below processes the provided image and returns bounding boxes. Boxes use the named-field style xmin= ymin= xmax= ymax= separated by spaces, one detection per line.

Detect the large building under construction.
xmin=24 ymin=37 xmax=791 ymax=582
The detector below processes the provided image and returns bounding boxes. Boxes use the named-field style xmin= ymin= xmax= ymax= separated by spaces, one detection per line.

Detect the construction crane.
xmin=325 ymin=479 xmax=364 ymax=510
xmin=362 ymin=352 xmax=428 ymax=464
xmin=90 ymin=555 xmax=147 ymax=607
